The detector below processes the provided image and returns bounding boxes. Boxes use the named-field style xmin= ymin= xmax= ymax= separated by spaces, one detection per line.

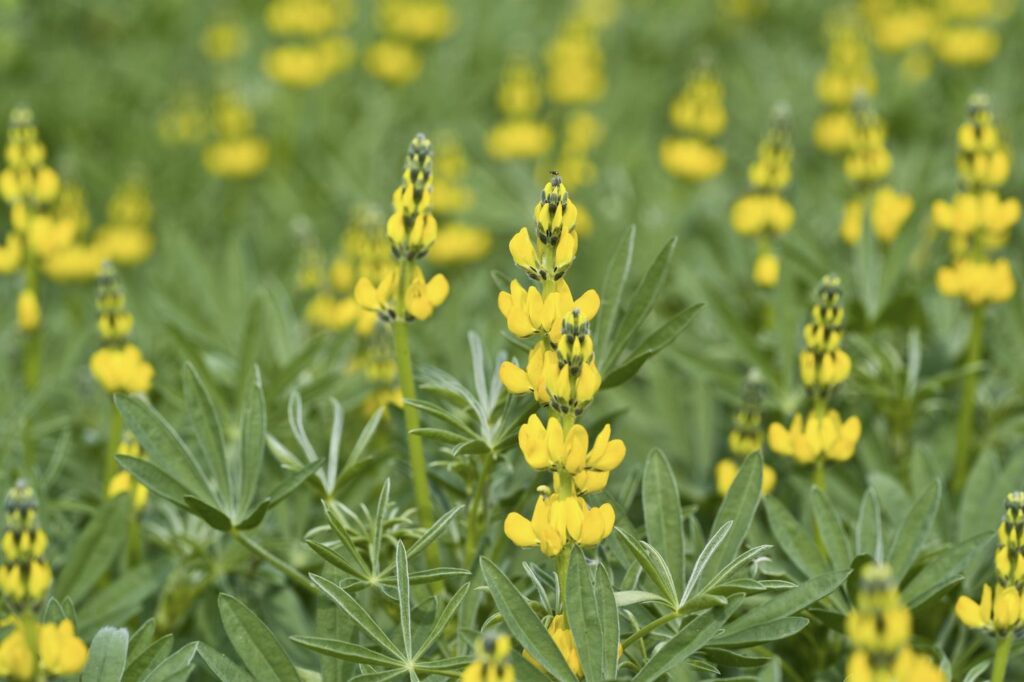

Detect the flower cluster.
xmin=461 ymin=634 xmax=515 ymax=682
xmin=363 ymin=0 xmax=453 ymax=86
xmin=545 ymin=15 xmax=607 ymax=107
xmin=262 ymin=0 xmax=355 ymax=89
xmin=107 ymin=431 xmax=150 ymax=511
xmin=768 ymin=275 xmax=861 ymax=466
xmin=813 ymin=15 xmax=877 ymax=154
xmin=485 ymin=57 xmax=554 ymax=161
xmin=660 ymin=66 xmax=727 ymax=182
xmin=956 ymin=492 xmax=1024 ymax=636
xmin=200 ymin=18 xmax=249 ymax=63
xmin=845 ymin=562 xmax=946 ymax=682
xmin=93 ymin=178 xmax=156 ymax=268
xmin=501 ymin=173 xmax=620 ymax=560
xmin=0 ymin=482 xmax=88 ymax=681
xmin=202 ymin=91 xmax=270 ymax=180
xmin=89 ymin=262 xmax=155 ymax=395
xmin=427 ymin=134 xmax=492 ymax=266
xmin=730 ymin=114 xmax=794 ymax=287
xmin=354 ymin=133 xmax=450 ymax=323
xmin=934 ymin=97 xmax=1019 ymax=307
xmin=838 ymin=100 xmax=914 ymax=246
xmin=715 ymin=378 xmax=776 ymax=496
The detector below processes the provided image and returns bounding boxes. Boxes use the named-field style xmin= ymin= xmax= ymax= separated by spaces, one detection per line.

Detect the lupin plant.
xmin=485 ymin=56 xmax=554 ymax=161
xmin=768 ymin=275 xmax=861 ymax=484
xmin=715 ymin=376 xmax=776 ymax=496
xmin=498 ymin=172 xmax=622 ymax=671
xmin=659 ymin=66 xmax=727 ymax=182
xmin=460 ymin=634 xmax=515 ymax=682
xmin=0 ymin=482 xmax=89 ymax=680
xmin=355 ymin=133 xmax=450 ymax=533
xmin=845 ymin=563 xmax=946 ymax=681
xmin=201 ymin=91 xmax=270 ymax=180
xmin=813 ymin=14 xmax=877 ymax=154
xmin=935 ymin=97 xmax=1020 ymax=491
xmin=106 ymin=430 xmax=150 ymax=512
xmin=93 ymin=177 xmax=155 ymax=268
xmin=956 ymin=492 xmax=1024 ymax=682
xmin=0 ymin=106 xmax=63 ymax=387
xmin=838 ymin=98 xmax=915 ymax=246
xmin=729 ymin=111 xmax=794 ymax=288
xmin=261 ymin=0 xmax=355 ymax=89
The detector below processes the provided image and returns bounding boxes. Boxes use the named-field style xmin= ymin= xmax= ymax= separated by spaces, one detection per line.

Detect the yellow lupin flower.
xmin=107 ymin=431 xmax=149 ymax=511
xmin=15 ymin=287 xmax=40 ymax=331
xmin=486 ymin=58 xmax=554 ymax=161
xmin=716 ymin=378 xmax=776 ymax=496
xmin=363 ymin=39 xmax=424 ymax=86
xmin=661 ymin=66 xmax=727 ymax=182
xmin=813 ymin=15 xmax=877 ymax=154
xmin=504 ymin=490 xmax=615 ymax=557
xmin=38 ymin=619 xmax=89 ymax=676
xmin=202 ymin=93 xmax=270 ymax=180
xmin=845 ymin=563 xmax=946 ymax=682
xmin=461 ymin=634 xmax=515 ymax=682
xmin=89 ymin=263 xmax=154 ymax=394
xmin=0 ymin=482 xmax=52 ymax=607
xmin=498 ymin=279 xmax=599 ymax=342
xmin=525 ymin=615 xmax=583 ymax=678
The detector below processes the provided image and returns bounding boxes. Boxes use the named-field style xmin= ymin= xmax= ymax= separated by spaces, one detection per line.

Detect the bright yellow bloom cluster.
xmin=202 ymin=92 xmax=270 ymax=180
xmin=730 ymin=116 xmax=794 ymax=288
xmin=355 ymin=134 xmax=450 ymax=323
xmin=89 ymin=263 xmax=155 ymax=394
xmin=957 ymin=492 xmax=1024 ymax=636
xmin=930 ymin=0 xmax=1007 ymax=67
xmin=0 ymin=482 xmax=52 ymax=606
xmin=0 ymin=618 xmax=89 ymax=681
xmin=845 ymin=563 xmax=946 ymax=682
xmin=107 ymin=431 xmax=150 ymax=511
xmin=486 ymin=58 xmax=554 ymax=161
xmin=501 ymin=174 xmax=620 ymax=563
xmin=934 ymin=98 xmax=1019 ymax=307
xmin=839 ymin=102 xmax=914 ymax=246
xmin=813 ymin=15 xmax=877 ymax=154
xmin=715 ymin=379 xmax=777 ymax=496
xmin=461 ymin=634 xmax=515 ymax=682
xmin=660 ymin=67 xmax=727 ymax=182
xmin=525 ymin=615 xmax=582 ymax=677
xmin=262 ymin=0 xmax=355 ymax=88
xmin=92 ymin=178 xmax=156 ymax=268
xmin=769 ymin=275 xmax=861 ymax=466
xmin=364 ymin=0 xmax=452 ymax=85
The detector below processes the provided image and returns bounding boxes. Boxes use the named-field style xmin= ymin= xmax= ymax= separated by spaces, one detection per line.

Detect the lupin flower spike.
xmin=845 ymin=563 xmax=946 ymax=681
xmin=89 ymin=262 xmax=155 ymax=395
xmin=0 ymin=481 xmax=52 ymax=606
xmin=715 ymin=376 xmax=776 ymax=496
xmin=461 ymin=633 xmax=515 ymax=682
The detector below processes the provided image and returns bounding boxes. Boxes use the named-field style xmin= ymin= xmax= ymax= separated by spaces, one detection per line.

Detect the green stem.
xmin=621 ymin=610 xmax=681 ymax=650
xmin=557 ymin=549 xmax=570 ymax=612
xmin=952 ymin=306 xmax=985 ymax=493
xmin=813 ymin=456 xmax=826 ymax=491
xmin=231 ymin=529 xmax=316 ymax=595
xmin=105 ymin=401 xmax=123 ymax=489
xmin=23 ymin=263 xmax=40 ymax=391
xmin=392 ymin=316 xmax=438 ymax=567
xmin=992 ymin=633 xmax=1013 ymax=682
xmin=463 ymin=453 xmax=496 ymax=567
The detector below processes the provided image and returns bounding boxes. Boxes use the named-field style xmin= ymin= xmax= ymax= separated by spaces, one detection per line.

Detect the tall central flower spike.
xmin=768 ymin=275 xmax=861 ymax=472
xmin=715 ymin=376 xmax=776 ymax=496
xmin=0 ymin=482 xmax=88 ymax=680
xmin=845 ymin=563 xmax=946 ymax=681
xmin=355 ymin=133 xmax=450 ymax=322
xmin=957 ymin=492 xmax=1024 ymax=636
xmin=89 ymin=262 xmax=155 ymax=395
xmin=659 ymin=66 xmax=727 ymax=182
xmin=730 ymin=112 xmax=794 ymax=288
xmin=838 ymin=99 xmax=914 ymax=246
xmin=498 ymin=172 xmax=624 ymax=675
xmin=934 ymin=96 xmax=1020 ymax=307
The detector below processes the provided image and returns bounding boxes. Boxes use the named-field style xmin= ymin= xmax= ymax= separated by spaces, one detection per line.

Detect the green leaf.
xmin=721 ymin=570 xmax=849 ymax=636
xmin=237 ymin=367 xmax=268 ymax=514
xmin=266 ymin=458 xmax=324 ymax=509
xmin=614 ymin=527 xmax=677 ymax=604
xmin=291 ymin=637 xmax=403 ymax=667
xmin=196 ymin=643 xmax=256 ymax=682
xmin=115 ymin=456 xmax=192 ymax=509
xmin=82 ymin=626 xmax=130 ymax=682
xmin=698 ymin=452 xmax=763 ymax=590
xmin=596 ymin=224 xmax=636 ymax=356
xmin=713 ymin=617 xmax=809 ymax=646
xmin=602 ymin=304 xmax=703 ymax=388
xmin=415 ymin=582 xmax=471 ymax=659
xmin=565 ymin=548 xmax=604 ymax=682
xmin=643 ymin=448 xmax=684 ymax=593
xmin=140 ymin=642 xmax=198 ymax=682
xmin=115 ymin=393 xmax=212 ymax=504
xmin=632 ymin=605 xmax=728 ymax=682
xmin=309 ymin=574 xmax=403 ymax=659
xmin=764 ymin=496 xmax=829 ymax=579
xmin=185 ymin=495 xmax=233 ymax=531
xmin=124 ymin=635 xmax=174 ymax=682
xmin=606 ymin=237 xmax=677 ymax=367
xmin=182 ymin=362 xmax=229 ymax=507
xmin=53 ymin=496 xmax=130 ymax=603
xmin=408 ymin=427 xmax=468 ymax=445
xmin=480 ymin=557 xmax=577 ymax=682
xmin=395 ymin=542 xmax=413 ymax=659
xmin=682 ymin=521 xmax=733 ymax=606
xmin=594 ymin=563 xmax=619 ymax=679
xmin=811 ymin=487 xmax=853 ymax=571
xmin=218 ymin=593 xmax=300 ymax=682
xmin=888 ymin=480 xmax=941 ymax=581
xmin=903 ymin=533 xmax=991 ymax=608
xmin=855 ymin=488 xmax=884 ymax=562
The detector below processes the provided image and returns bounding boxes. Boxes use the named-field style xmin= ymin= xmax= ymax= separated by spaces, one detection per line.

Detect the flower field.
xmin=1 ymin=0 xmax=1023 ymax=680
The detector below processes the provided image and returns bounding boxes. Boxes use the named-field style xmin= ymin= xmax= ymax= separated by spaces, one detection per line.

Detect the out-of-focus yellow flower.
xmin=201 ymin=20 xmax=249 ymax=62
xmin=377 ymin=0 xmax=454 ymax=43
xmin=545 ymin=21 xmax=606 ymax=106
xmin=0 ymin=233 xmax=24 ymax=273
xmin=659 ymin=137 xmax=726 ymax=182
xmin=461 ymin=634 xmax=514 ymax=682
xmin=731 ymin=194 xmax=795 ymax=237
xmin=37 ymin=619 xmax=88 ymax=677
xmin=716 ymin=378 xmax=776 ymax=495
xmin=932 ymin=25 xmax=1000 ymax=66
xmin=485 ymin=120 xmax=554 ymax=161
xmin=107 ymin=431 xmax=149 ymax=511
xmin=15 ymin=288 xmax=40 ymax=331
xmin=265 ymin=0 xmax=351 ymax=37
xmin=0 ymin=482 xmax=52 ymax=607
xmin=871 ymin=185 xmax=915 ymax=244
xmin=662 ymin=67 xmax=727 ymax=183
xmin=715 ymin=457 xmax=777 ymax=496
xmin=363 ymin=39 xmax=423 ymax=86
xmin=427 ymin=223 xmax=492 ymax=266
xmin=203 ymin=93 xmax=269 ymax=179
xmin=813 ymin=109 xmax=857 ymax=154
xmin=751 ymin=250 xmax=780 ymax=288
xmin=263 ymin=39 xmax=355 ymax=88
xmin=89 ymin=344 xmax=155 ymax=394
xmin=935 ymin=258 xmax=1015 ymax=306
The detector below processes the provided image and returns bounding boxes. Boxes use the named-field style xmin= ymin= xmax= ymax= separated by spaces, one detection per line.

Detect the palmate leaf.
xmin=480 ymin=557 xmax=578 ymax=682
